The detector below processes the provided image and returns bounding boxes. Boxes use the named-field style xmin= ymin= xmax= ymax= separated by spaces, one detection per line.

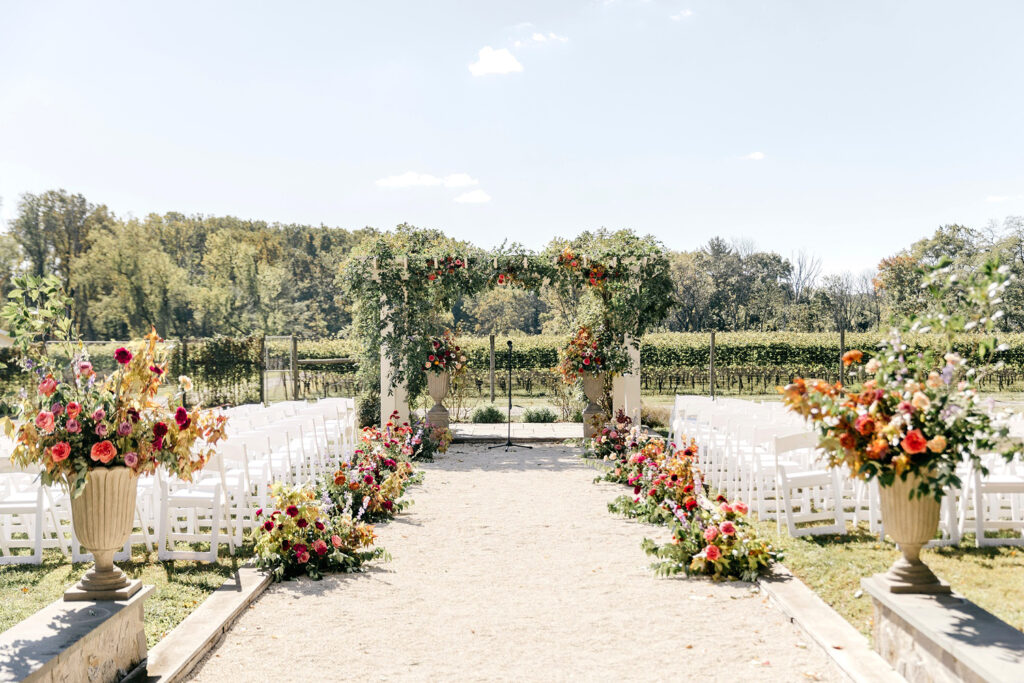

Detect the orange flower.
xmin=867 ymin=439 xmax=888 ymax=460
xmin=900 ymin=429 xmax=928 ymax=455
xmin=90 ymin=440 xmax=118 ymax=464
xmin=839 ymin=432 xmax=857 ymax=450
xmin=842 ymin=350 xmax=863 ymax=367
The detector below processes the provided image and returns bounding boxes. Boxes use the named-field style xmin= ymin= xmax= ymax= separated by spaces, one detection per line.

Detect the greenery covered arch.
xmin=341 ymin=226 xmax=673 ymax=427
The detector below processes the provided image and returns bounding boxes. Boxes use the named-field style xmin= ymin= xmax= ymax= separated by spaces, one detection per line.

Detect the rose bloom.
xmin=153 ymin=422 xmax=169 ymax=438
xmin=720 ymin=521 xmax=737 ymax=536
xmin=124 ymin=451 xmax=139 ymax=468
xmin=901 ymin=429 xmax=928 ymax=455
xmin=911 ymin=391 xmax=931 ymax=411
xmin=78 ymin=361 xmax=94 ymax=377
xmin=66 ymin=402 xmax=82 ymax=419
xmin=114 ymin=347 xmax=133 ymax=364
xmin=732 ymin=501 xmax=749 ymax=515
xmin=94 ymin=423 xmax=108 ymax=437
xmin=38 ymin=376 xmax=57 ymax=397
xmin=331 ymin=534 xmax=343 ymax=548
xmin=50 ymin=441 xmax=71 ymax=462
xmin=178 ymin=375 xmax=193 ymax=391
xmin=312 ymin=539 xmax=328 ymax=556
xmin=174 ymin=406 xmax=189 ymax=427
xmin=296 ymin=551 xmax=310 ymax=563
xmin=66 ymin=419 xmax=81 ymax=434
xmin=50 ymin=402 xmax=63 ymax=416
xmin=719 ymin=502 xmax=732 ymax=514
xmin=854 ymin=414 xmax=876 ymax=436
xmin=92 ymin=407 xmax=105 ymax=422
xmin=704 ymin=526 xmax=719 ymax=542
xmin=927 ymin=435 xmax=947 ymax=454
xmin=90 ymin=440 xmax=117 ymax=464
xmin=839 ymin=432 xmax=857 ymax=450
xmin=286 ymin=505 xmax=299 ymax=517
xmin=117 ymin=421 xmax=132 ymax=436
xmin=35 ymin=411 xmax=55 ymax=432
xmin=705 ymin=545 xmax=722 ymax=561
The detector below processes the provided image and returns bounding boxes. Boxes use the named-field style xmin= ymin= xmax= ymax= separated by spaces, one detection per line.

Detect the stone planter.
xmin=581 ymin=372 xmax=605 ymax=439
xmin=426 ymin=371 xmax=451 ymax=429
xmin=876 ymin=472 xmax=950 ymax=594
xmin=65 ymin=466 xmax=143 ymax=601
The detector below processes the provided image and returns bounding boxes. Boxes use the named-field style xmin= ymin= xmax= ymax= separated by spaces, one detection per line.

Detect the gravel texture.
xmin=188 ymin=445 xmax=841 ymax=682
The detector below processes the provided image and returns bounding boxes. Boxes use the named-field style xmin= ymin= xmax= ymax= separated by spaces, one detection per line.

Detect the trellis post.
xmin=378 ymin=294 xmax=409 ymax=428
xmin=290 ymin=335 xmax=299 ymax=400
xmin=612 ymin=334 xmax=641 ymax=424
xmin=709 ymin=330 xmax=716 ymax=400
xmin=489 ymin=334 xmax=496 ymax=402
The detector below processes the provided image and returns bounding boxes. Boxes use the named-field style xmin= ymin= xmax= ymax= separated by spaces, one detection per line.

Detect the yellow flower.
xmin=892 ymin=454 xmax=910 ymax=476
xmin=927 ymin=435 xmax=947 ymax=453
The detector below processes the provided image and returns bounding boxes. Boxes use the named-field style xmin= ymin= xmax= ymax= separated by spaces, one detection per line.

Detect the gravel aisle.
xmin=188 ymin=445 xmax=840 ymax=682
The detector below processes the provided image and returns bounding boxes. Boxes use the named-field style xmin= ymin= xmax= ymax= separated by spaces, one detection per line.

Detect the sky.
xmin=2 ymin=0 xmax=1023 ymax=274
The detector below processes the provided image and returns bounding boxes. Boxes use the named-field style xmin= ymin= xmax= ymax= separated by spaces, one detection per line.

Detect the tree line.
xmin=3 ymin=188 xmax=1023 ymax=339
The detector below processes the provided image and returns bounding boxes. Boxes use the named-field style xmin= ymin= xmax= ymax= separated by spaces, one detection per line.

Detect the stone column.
xmin=379 ymin=298 xmax=409 ymax=428
xmin=612 ymin=334 xmax=642 ymax=425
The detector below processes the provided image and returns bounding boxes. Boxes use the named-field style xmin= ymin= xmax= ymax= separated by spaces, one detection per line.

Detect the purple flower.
xmin=94 ymin=423 xmax=108 ymax=437
xmin=50 ymin=402 xmax=63 ymax=416
xmin=941 ymin=365 xmax=954 ymax=385
xmin=124 ymin=452 xmax=139 ymax=467
xmin=117 ymin=421 xmax=132 ymax=436
xmin=67 ymin=419 xmax=81 ymax=434
xmin=92 ymin=407 xmax=105 ymax=422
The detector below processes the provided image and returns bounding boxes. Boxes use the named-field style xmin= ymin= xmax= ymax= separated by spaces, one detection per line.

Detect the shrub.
xmin=472 ymin=404 xmax=505 ymax=423
xmin=570 ymin=408 xmax=583 ymax=422
xmin=522 ymin=407 xmax=558 ymax=423
xmin=641 ymin=403 xmax=670 ymax=428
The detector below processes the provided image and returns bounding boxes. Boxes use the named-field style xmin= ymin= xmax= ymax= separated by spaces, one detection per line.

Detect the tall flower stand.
xmin=64 ymin=467 xmax=143 ymax=601
xmin=582 ymin=372 xmax=605 ymax=439
xmin=426 ymin=371 xmax=451 ymax=429
xmin=874 ymin=474 xmax=950 ymax=594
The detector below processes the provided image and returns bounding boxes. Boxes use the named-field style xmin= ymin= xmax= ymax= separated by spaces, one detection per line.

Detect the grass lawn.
xmin=755 ymin=521 xmax=1024 ymax=638
xmin=0 ymin=545 xmax=253 ymax=647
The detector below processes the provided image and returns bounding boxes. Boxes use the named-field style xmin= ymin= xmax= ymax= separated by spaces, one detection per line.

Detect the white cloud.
xmin=469 ymin=47 xmax=523 ymax=76
xmin=453 ymin=189 xmax=492 ymax=204
xmin=671 ymin=9 xmax=694 ymax=20
xmin=743 ymin=151 xmax=766 ymax=161
xmin=376 ymin=172 xmax=479 ymax=189
xmin=514 ymin=31 xmax=568 ymax=48
xmin=987 ymin=195 xmax=1011 ymax=203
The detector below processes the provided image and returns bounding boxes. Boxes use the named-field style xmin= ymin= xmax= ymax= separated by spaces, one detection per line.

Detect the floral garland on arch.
xmin=0 ymin=275 xmax=227 ymax=498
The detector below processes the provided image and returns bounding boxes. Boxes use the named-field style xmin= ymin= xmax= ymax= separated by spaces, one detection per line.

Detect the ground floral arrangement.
xmin=585 ymin=411 xmax=780 ymax=581
xmin=253 ymin=411 xmax=450 ymax=581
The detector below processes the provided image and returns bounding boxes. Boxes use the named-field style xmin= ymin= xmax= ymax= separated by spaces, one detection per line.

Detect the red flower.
xmin=153 ymin=422 xmax=169 ymax=438
xmin=901 ymin=429 xmax=928 ymax=455
xmin=839 ymin=432 xmax=857 ymax=449
xmin=315 ymin=521 xmax=325 ymax=531
xmin=149 ymin=365 xmax=164 ymax=375
xmin=174 ymin=406 xmax=190 ymax=428
xmin=281 ymin=540 xmax=290 ymax=551
xmin=114 ymin=347 xmax=133 ymax=365
xmin=286 ymin=505 xmax=299 ymax=517
xmin=296 ymin=550 xmax=310 ymax=563
xmin=297 ymin=519 xmax=309 ymax=528
xmin=66 ymin=402 xmax=82 ymax=419
xmin=705 ymin=544 xmax=722 ymax=561
xmin=684 ymin=497 xmax=697 ymax=511
xmin=263 ymin=520 xmax=274 ymax=531
xmin=89 ymin=440 xmax=117 ymax=464
xmin=34 ymin=411 xmax=55 ymax=432
xmin=50 ymin=442 xmax=71 ymax=462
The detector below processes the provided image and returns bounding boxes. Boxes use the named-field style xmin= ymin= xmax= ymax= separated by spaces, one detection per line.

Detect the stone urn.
xmin=65 ymin=466 xmax=143 ymax=601
xmin=426 ymin=371 xmax=451 ymax=429
xmin=581 ymin=371 xmax=605 ymax=439
xmin=875 ymin=472 xmax=950 ymax=594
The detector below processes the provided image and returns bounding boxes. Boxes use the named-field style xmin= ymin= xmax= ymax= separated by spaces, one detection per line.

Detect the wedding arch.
xmin=340 ymin=225 xmax=673 ymax=430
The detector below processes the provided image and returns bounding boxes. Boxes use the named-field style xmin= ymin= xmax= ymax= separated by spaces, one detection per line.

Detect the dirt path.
xmin=188 ymin=445 xmax=840 ymax=682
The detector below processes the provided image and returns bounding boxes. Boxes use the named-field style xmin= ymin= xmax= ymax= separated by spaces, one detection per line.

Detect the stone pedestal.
xmin=0 ymin=585 xmax=153 ymax=683
xmin=863 ymin=576 xmax=1024 ymax=682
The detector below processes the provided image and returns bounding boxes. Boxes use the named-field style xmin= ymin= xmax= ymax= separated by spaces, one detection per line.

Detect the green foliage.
xmin=522 ymin=407 xmax=557 ymax=423
xmin=471 ymin=404 xmax=505 ymax=423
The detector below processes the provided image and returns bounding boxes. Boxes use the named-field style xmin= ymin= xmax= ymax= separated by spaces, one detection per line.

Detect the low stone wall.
xmin=0 ymin=586 xmax=152 ymax=683
xmin=863 ymin=576 xmax=1024 ymax=683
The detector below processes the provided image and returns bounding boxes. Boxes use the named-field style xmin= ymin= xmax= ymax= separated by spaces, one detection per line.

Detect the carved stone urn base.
xmin=875 ymin=473 xmax=951 ymax=595
xmin=426 ymin=371 xmax=451 ymax=430
xmin=581 ymin=372 xmax=606 ymax=439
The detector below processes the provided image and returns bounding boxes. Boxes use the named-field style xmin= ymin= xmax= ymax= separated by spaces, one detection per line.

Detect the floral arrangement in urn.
xmin=557 ymin=325 xmax=628 ymax=384
xmin=422 ymin=329 xmax=466 ymax=376
xmin=779 ymin=260 xmax=1019 ymax=500
xmin=1 ymin=276 xmax=227 ymax=498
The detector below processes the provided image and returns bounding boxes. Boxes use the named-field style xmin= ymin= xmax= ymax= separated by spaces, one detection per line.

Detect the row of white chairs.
xmin=669 ymin=395 xmax=1024 ymax=547
xmin=0 ymin=397 xmax=358 ymax=565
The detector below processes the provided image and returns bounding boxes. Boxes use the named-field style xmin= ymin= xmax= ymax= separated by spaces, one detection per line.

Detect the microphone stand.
xmin=489 ymin=339 xmax=532 ymax=451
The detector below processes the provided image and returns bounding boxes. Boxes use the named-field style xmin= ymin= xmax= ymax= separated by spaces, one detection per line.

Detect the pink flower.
xmin=92 ymin=407 xmax=106 ymax=422
xmin=704 ymin=526 xmax=719 ymax=542
xmin=50 ymin=442 xmax=71 ymax=462
xmin=114 ymin=347 xmax=133 ymax=365
xmin=50 ymin=402 xmax=63 ymax=416
xmin=117 ymin=421 xmax=132 ymax=436
xmin=331 ymin=534 xmax=343 ymax=548
xmin=149 ymin=365 xmax=164 ymax=375
xmin=94 ymin=423 xmax=108 ymax=437
xmin=124 ymin=452 xmax=139 ymax=468
xmin=705 ymin=544 xmax=722 ymax=561
xmin=78 ymin=361 xmax=94 ymax=377
xmin=38 ymin=376 xmax=57 ymax=397
xmin=66 ymin=419 xmax=81 ymax=434
xmin=296 ymin=551 xmax=310 ymax=563
xmin=312 ymin=539 xmax=328 ymax=556
xmin=66 ymin=402 xmax=81 ymax=419
xmin=719 ymin=502 xmax=733 ymax=514
xmin=720 ymin=521 xmax=736 ymax=536
xmin=732 ymin=501 xmax=749 ymax=515
xmin=35 ymin=411 xmax=55 ymax=432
